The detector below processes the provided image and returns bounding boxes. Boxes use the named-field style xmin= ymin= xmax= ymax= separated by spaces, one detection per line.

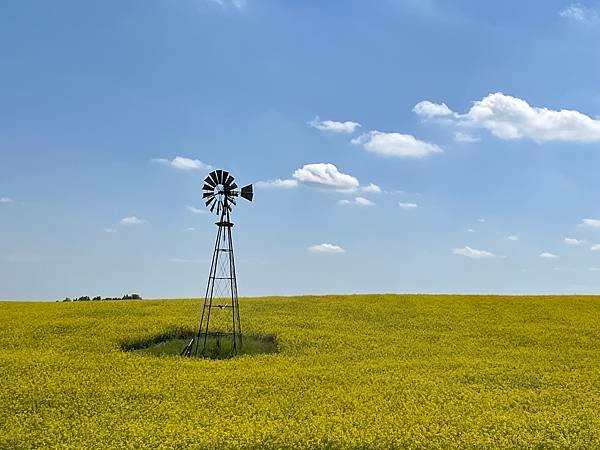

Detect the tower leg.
xmin=191 ymin=209 xmax=242 ymax=357
xmin=194 ymin=222 xmax=222 ymax=356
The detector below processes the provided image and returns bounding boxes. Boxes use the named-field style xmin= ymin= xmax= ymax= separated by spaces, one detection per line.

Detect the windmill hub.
xmin=181 ymin=169 xmax=254 ymax=358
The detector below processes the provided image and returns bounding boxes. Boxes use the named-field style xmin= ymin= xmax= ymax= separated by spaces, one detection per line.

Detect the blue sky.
xmin=3 ymin=0 xmax=600 ymax=299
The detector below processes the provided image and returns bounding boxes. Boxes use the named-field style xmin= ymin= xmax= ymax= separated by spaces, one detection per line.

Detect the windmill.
xmin=181 ymin=169 xmax=253 ymax=357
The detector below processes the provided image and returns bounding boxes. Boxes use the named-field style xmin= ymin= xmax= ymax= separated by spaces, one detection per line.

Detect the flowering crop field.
xmin=1 ymin=295 xmax=600 ymax=449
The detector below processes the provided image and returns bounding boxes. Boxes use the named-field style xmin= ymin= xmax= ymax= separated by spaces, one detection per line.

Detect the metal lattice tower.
xmin=181 ymin=169 xmax=253 ymax=357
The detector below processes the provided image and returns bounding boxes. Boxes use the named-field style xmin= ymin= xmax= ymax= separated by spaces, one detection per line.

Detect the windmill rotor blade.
xmin=202 ymin=183 xmax=214 ymax=192
xmin=210 ymin=201 xmax=216 ymax=213
xmin=227 ymin=196 xmax=236 ymax=205
xmin=202 ymin=192 xmax=215 ymax=199
xmin=205 ymin=197 xmax=216 ymax=207
xmin=224 ymin=174 xmax=234 ymax=187
xmin=240 ymin=184 xmax=253 ymax=202
xmin=221 ymin=171 xmax=230 ymax=186
xmin=230 ymin=182 xmax=238 ymax=190
xmin=204 ymin=175 xmax=216 ymax=188
xmin=216 ymin=170 xmax=224 ymax=184
xmin=209 ymin=171 xmax=219 ymax=186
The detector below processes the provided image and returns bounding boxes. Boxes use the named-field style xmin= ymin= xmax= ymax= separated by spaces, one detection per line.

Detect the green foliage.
xmin=1 ymin=295 xmax=600 ymax=448
xmin=61 ymin=293 xmax=143 ymax=302
xmin=131 ymin=334 xmax=278 ymax=359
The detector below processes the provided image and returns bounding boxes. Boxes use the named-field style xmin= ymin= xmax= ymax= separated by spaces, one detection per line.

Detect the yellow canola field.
xmin=1 ymin=295 xmax=600 ymax=449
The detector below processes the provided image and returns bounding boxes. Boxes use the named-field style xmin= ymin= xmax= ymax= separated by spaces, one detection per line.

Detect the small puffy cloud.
xmin=206 ymin=0 xmax=247 ymax=9
xmin=186 ymin=205 xmax=205 ymax=214
xmin=540 ymin=252 xmax=559 ymax=259
xmin=591 ymin=244 xmax=600 ymax=251
xmin=255 ymin=179 xmax=298 ymax=189
xmin=352 ymin=131 xmax=443 ymax=158
xmin=559 ymin=3 xmax=598 ymax=22
xmin=151 ymin=156 xmax=212 ymax=171
xmin=564 ymin=237 xmax=584 ymax=246
xmin=360 ymin=183 xmax=382 ymax=194
xmin=468 ymin=229 xmax=476 ymax=233
xmin=454 ymin=131 xmax=480 ymax=143
xmin=581 ymin=218 xmax=600 ymax=227
xmin=0 ymin=197 xmax=13 ymax=203
xmin=186 ymin=227 xmax=196 ymax=231
xmin=453 ymin=246 xmax=498 ymax=259
xmin=415 ymin=92 xmax=600 ymax=143
xmin=413 ymin=101 xmax=455 ymax=119
xmin=465 ymin=93 xmax=600 ymax=142
xmin=261 ymin=165 xmax=378 ymax=193
xmin=104 ymin=228 xmax=117 ymax=233
xmin=398 ymin=202 xmax=418 ymax=209
xmin=293 ymin=163 xmax=359 ymax=191
xmin=508 ymin=235 xmax=519 ymax=241
xmin=338 ymin=197 xmax=375 ymax=207
xmin=477 ymin=218 xmax=486 ymax=223
xmin=308 ymin=116 xmax=361 ymax=134
xmin=120 ymin=216 xmax=145 ymax=225
xmin=308 ymin=243 xmax=345 ymax=253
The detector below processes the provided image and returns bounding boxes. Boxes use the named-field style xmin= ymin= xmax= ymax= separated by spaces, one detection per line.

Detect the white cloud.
xmin=589 ymin=267 xmax=600 ymax=271
xmin=151 ymin=156 xmax=212 ymax=171
xmin=206 ymin=0 xmax=246 ymax=9
xmin=104 ymin=228 xmax=117 ymax=233
xmin=559 ymin=3 xmax=598 ymax=22
xmin=308 ymin=116 xmax=361 ymax=134
xmin=308 ymin=243 xmax=345 ymax=253
xmin=477 ymin=218 xmax=486 ymax=223
xmin=338 ymin=197 xmax=375 ymax=207
xmin=413 ymin=101 xmax=455 ymax=119
xmin=352 ymin=131 xmax=443 ymax=158
xmin=540 ymin=252 xmax=559 ymax=259
xmin=0 ymin=197 xmax=13 ymax=203
xmin=415 ymin=92 xmax=600 ymax=143
xmin=186 ymin=227 xmax=196 ymax=231
xmin=260 ymin=166 xmax=378 ymax=194
xmin=186 ymin=205 xmax=205 ymax=214
xmin=591 ymin=244 xmax=600 ymax=251
xmin=454 ymin=131 xmax=480 ymax=143
xmin=293 ymin=163 xmax=359 ymax=191
xmin=255 ymin=179 xmax=298 ymax=189
xmin=581 ymin=218 xmax=600 ymax=227
xmin=468 ymin=229 xmax=476 ymax=233
xmin=120 ymin=216 xmax=145 ymax=225
xmin=359 ymin=183 xmax=382 ymax=194
xmin=508 ymin=235 xmax=519 ymax=241
xmin=453 ymin=246 xmax=498 ymax=259
xmin=564 ymin=238 xmax=584 ymax=246
xmin=398 ymin=202 xmax=418 ymax=209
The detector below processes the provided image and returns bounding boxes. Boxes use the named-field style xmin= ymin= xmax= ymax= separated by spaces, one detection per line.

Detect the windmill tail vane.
xmin=181 ymin=169 xmax=253 ymax=358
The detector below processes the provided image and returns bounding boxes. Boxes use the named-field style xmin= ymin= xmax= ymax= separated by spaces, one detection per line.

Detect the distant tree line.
xmin=59 ymin=294 xmax=142 ymax=302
